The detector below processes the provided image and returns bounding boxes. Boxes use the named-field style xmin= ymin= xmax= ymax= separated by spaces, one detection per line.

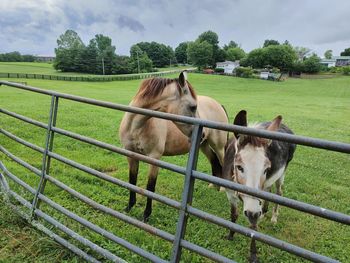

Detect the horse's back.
xmin=197 ymin=96 xmax=228 ymax=123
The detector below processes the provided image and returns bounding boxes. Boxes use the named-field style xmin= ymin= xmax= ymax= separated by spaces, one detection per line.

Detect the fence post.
xmin=30 ymin=95 xmax=59 ymax=219
xmin=170 ymin=124 xmax=203 ymax=263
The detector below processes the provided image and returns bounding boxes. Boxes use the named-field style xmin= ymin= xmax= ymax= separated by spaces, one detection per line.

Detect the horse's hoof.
xmin=125 ymin=206 xmax=132 ymax=213
xmin=219 ymin=186 xmax=226 ymax=192
xmin=143 ymin=216 xmax=150 ymax=223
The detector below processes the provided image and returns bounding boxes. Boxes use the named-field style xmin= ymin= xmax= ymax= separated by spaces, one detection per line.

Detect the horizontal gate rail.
xmin=1 ymin=80 xmax=349 ymax=262
xmin=1 ymin=80 xmax=350 ymax=153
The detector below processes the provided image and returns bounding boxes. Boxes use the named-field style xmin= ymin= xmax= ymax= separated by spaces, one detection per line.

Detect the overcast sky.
xmin=1 ymin=0 xmax=349 ymax=57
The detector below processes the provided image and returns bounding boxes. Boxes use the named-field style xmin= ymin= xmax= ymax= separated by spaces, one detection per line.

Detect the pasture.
xmin=0 ymin=74 xmax=349 ymax=262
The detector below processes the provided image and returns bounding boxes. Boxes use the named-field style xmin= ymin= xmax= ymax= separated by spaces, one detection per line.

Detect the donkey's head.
xmin=233 ymin=110 xmax=282 ymax=226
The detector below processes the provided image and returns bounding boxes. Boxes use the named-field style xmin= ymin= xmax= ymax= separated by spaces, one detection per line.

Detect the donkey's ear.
xmin=267 ymin=115 xmax=282 ymax=132
xmin=233 ymin=110 xmax=247 ymax=138
xmin=179 ymin=71 xmax=188 ymax=87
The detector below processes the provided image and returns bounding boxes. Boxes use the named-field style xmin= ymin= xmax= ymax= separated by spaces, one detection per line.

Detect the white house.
xmin=216 ymin=61 xmax=240 ymax=73
xmin=320 ymin=56 xmax=350 ymax=68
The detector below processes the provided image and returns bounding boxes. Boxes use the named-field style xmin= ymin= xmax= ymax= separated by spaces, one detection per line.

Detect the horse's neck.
xmin=124 ymin=100 xmax=158 ymax=131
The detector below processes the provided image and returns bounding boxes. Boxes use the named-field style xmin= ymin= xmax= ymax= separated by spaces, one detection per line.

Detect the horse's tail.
xmin=221 ymin=104 xmax=230 ymax=142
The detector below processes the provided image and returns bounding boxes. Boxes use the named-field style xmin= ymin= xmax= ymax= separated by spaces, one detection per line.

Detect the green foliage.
xmin=0 ymin=52 xmax=36 ymax=62
xmin=235 ymin=66 xmax=253 ymax=78
xmin=175 ymin=42 xmax=189 ymax=64
xmin=187 ymin=40 xmax=213 ymax=69
xmin=226 ymin=47 xmax=245 ymax=61
xmin=223 ymin=40 xmax=238 ymax=50
xmin=302 ymin=54 xmax=322 ymax=73
xmin=342 ymin=66 xmax=350 ymax=75
xmin=324 ymin=50 xmax=333 ymax=59
xmin=112 ymin=55 xmax=132 ymax=74
xmin=129 ymin=45 xmax=153 ymax=73
xmin=242 ymin=48 xmax=266 ymax=68
xmin=214 ymin=67 xmax=224 ymax=73
xmin=340 ymin=47 xmax=350 ymax=56
xmin=197 ymin=30 xmax=220 ymax=66
xmin=136 ymin=42 xmax=175 ymax=68
xmin=263 ymin=39 xmax=280 ymax=47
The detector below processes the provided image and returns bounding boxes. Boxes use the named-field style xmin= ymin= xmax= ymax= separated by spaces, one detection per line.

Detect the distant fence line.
xmin=0 ymin=69 xmax=196 ymax=82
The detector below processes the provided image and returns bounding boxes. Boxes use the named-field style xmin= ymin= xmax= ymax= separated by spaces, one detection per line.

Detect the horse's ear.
xmin=233 ymin=110 xmax=247 ymax=138
xmin=179 ymin=71 xmax=188 ymax=87
xmin=267 ymin=115 xmax=282 ymax=132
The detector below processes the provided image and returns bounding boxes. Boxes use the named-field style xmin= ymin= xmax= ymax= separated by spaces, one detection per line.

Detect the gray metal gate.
xmin=1 ymin=80 xmax=349 ymax=263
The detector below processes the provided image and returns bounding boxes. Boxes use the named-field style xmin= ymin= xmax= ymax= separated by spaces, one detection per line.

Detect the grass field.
xmin=0 ymin=73 xmax=349 ymax=262
xmin=0 ymin=62 xmax=193 ymax=76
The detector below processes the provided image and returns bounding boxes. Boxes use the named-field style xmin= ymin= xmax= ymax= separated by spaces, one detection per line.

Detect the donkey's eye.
xmin=236 ymin=165 xmax=244 ymax=173
xmin=264 ymin=168 xmax=270 ymax=174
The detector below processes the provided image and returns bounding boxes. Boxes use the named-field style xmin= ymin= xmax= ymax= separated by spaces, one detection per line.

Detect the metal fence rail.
xmin=0 ymin=80 xmax=349 ymax=263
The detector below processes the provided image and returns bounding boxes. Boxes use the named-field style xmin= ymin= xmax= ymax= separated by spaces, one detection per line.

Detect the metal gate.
xmin=1 ymin=80 xmax=349 ymax=263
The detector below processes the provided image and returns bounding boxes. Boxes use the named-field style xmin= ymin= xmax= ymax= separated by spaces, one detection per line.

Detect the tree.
xmin=197 ymin=30 xmax=220 ymax=66
xmin=112 ymin=55 xmax=132 ymax=74
xmin=54 ymin=30 xmax=85 ymax=72
xmin=264 ymin=45 xmax=297 ymax=71
xmin=226 ymin=47 xmax=245 ymax=61
xmin=242 ymin=48 xmax=266 ymax=68
xmin=130 ymin=45 xmax=153 ymax=73
xmin=187 ymin=40 xmax=213 ymax=69
xmin=223 ymin=40 xmax=238 ymax=50
xmin=294 ymin=46 xmax=311 ymax=61
xmin=324 ymin=50 xmax=332 ymax=59
xmin=263 ymin=39 xmax=280 ymax=47
xmin=136 ymin=41 xmax=175 ymax=68
xmin=92 ymin=34 xmax=117 ymax=74
xmin=340 ymin=48 xmax=350 ymax=56
xmin=175 ymin=42 xmax=189 ymax=64
xmin=302 ymin=54 xmax=322 ymax=73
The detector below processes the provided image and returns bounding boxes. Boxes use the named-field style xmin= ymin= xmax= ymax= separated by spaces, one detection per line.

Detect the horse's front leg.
xmin=143 ymin=164 xmax=159 ymax=222
xmin=125 ymin=157 xmax=139 ymax=212
xmin=249 ymin=224 xmax=259 ymax=263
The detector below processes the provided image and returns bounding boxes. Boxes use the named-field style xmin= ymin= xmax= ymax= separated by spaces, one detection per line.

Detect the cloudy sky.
xmin=0 ymin=0 xmax=349 ymax=57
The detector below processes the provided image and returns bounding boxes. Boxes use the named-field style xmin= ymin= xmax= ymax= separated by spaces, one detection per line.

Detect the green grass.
xmin=0 ymin=74 xmax=349 ymax=262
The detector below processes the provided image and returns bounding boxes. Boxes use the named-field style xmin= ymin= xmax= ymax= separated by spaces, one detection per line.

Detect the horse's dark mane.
xmin=135 ymin=77 xmax=196 ymax=101
xmin=237 ymin=134 xmax=267 ymax=149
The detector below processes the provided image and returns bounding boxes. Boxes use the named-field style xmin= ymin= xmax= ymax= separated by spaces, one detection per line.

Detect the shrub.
xmin=343 ymin=66 xmax=350 ymax=75
xmin=214 ymin=68 xmax=224 ymax=73
xmin=235 ymin=66 xmax=253 ymax=78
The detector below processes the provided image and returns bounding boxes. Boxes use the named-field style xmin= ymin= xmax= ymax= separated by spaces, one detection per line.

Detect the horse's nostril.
xmin=189 ymin=105 xmax=197 ymax=112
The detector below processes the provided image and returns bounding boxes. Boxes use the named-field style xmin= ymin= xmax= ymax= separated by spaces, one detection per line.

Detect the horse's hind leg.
xmin=125 ymin=157 xmax=139 ymax=212
xmin=271 ymin=175 xmax=284 ymax=223
xmin=143 ymin=164 xmax=159 ymax=222
xmin=200 ymin=141 xmax=223 ymax=190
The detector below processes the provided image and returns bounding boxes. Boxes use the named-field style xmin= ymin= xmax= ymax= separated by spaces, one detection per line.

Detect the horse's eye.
xmin=236 ymin=165 xmax=244 ymax=173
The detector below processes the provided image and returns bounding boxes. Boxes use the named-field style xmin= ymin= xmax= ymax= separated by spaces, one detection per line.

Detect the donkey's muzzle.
xmin=244 ymin=210 xmax=261 ymax=225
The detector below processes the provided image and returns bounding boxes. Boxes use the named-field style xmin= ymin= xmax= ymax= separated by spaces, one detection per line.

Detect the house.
xmin=320 ymin=56 xmax=350 ymax=68
xmin=216 ymin=60 xmax=240 ymax=73
xmin=36 ymin=56 xmax=55 ymax=62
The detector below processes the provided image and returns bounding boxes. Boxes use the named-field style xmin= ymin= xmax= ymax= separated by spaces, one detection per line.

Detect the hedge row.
xmin=0 ymin=69 xmax=195 ymax=82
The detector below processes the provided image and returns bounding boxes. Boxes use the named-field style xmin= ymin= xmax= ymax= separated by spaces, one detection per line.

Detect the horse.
xmin=223 ymin=110 xmax=296 ymax=262
xmin=119 ymin=71 xmax=228 ymax=221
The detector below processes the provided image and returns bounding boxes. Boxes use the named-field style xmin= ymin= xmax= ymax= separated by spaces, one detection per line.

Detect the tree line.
xmin=0 ymin=52 xmax=36 ymax=62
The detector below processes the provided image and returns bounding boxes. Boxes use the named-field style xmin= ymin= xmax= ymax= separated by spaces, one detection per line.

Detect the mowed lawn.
xmin=0 ymin=74 xmax=349 ymax=263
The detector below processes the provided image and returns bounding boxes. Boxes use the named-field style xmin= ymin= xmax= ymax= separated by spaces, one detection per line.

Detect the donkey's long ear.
xmin=233 ymin=110 xmax=247 ymax=138
xmin=179 ymin=71 xmax=188 ymax=87
xmin=267 ymin=115 xmax=282 ymax=132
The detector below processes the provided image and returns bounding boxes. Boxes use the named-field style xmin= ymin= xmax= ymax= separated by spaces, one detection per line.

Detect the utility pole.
xmin=102 ymin=57 xmax=105 ymax=75
xmin=136 ymin=50 xmax=140 ymax=74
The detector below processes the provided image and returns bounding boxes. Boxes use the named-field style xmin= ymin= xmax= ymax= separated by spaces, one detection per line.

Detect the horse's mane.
xmin=134 ymin=77 xmax=196 ymax=101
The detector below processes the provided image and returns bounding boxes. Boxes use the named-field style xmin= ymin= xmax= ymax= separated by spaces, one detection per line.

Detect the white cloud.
xmin=0 ymin=0 xmax=349 ymax=56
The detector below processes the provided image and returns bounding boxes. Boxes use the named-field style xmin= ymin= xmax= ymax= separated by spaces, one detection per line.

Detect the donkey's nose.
xmin=244 ymin=210 xmax=261 ymax=225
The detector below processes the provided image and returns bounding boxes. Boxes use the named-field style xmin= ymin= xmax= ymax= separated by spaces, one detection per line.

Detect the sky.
xmin=0 ymin=0 xmax=349 ymax=57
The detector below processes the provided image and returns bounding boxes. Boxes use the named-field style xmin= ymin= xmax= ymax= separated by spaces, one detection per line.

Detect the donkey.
xmin=119 ymin=71 xmax=228 ymax=221
xmin=223 ymin=110 xmax=296 ymax=262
